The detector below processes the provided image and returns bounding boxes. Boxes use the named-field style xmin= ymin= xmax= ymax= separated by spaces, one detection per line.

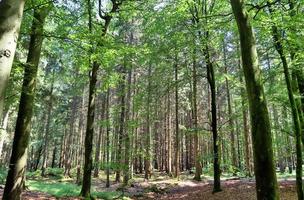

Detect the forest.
xmin=0 ymin=0 xmax=303 ymax=199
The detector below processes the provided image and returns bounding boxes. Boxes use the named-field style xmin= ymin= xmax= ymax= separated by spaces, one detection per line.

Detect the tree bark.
xmin=3 ymin=5 xmax=50 ymax=200
xmin=230 ymin=0 xmax=279 ymax=199
xmin=192 ymin=48 xmax=201 ymax=181
xmin=144 ymin=64 xmax=152 ymax=180
xmin=106 ymin=88 xmax=111 ymax=188
xmin=41 ymin=79 xmax=54 ymax=176
xmin=94 ymin=94 xmax=106 ymax=177
xmin=81 ymin=0 xmax=121 ymax=196
xmin=204 ymin=44 xmax=221 ymax=192
xmin=123 ymin=66 xmax=132 ymax=185
xmin=223 ymin=42 xmax=237 ymax=173
xmin=0 ymin=0 xmax=25 ymax=122
xmin=174 ymin=55 xmax=180 ymax=178
xmin=115 ymin=68 xmax=126 ymax=182
xmin=267 ymin=3 xmax=303 ymax=198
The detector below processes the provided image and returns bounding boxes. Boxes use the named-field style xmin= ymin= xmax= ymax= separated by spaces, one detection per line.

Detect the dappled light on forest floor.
xmin=0 ymin=179 xmax=298 ymax=200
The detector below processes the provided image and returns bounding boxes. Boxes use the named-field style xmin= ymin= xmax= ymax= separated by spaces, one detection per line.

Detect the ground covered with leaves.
xmin=0 ymin=179 xmax=297 ymax=200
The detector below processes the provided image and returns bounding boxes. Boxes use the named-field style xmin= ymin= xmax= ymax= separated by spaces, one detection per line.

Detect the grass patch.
xmin=28 ymin=180 xmax=80 ymax=197
xmin=27 ymin=179 xmax=123 ymax=199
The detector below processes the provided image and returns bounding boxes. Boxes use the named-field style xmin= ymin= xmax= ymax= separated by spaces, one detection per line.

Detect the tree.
xmin=0 ymin=0 xmax=25 ymax=122
xmin=229 ymin=0 xmax=279 ymax=199
xmin=3 ymin=4 xmax=51 ymax=199
xmin=80 ymin=0 xmax=123 ymax=197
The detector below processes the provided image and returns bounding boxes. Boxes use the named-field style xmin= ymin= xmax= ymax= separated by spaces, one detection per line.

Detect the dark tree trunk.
xmin=205 ymin=44 xmax=221 ymax=192
xmin=81 ymin=61 xmax=98 ymax=197
xmin=3 ymin=5 xmax=49 ymax=200
xmin=230 ymin=0 xmax=279 ymax=199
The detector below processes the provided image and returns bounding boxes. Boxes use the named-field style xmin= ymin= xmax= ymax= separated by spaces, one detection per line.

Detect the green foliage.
xmin=28 ymin=179 xmax=122 ymax=199
xmin=0 ymin=167 xmax=7 ymax=184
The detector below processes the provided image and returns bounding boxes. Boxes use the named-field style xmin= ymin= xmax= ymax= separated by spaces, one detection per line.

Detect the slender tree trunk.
xmin=123 ymin=66 xmax=132 ymax=185
xmin=174 ymin=56 xmax=180 ymax=178
xmin=192 ymin=49 xmax=202 ymax=181
xmin=41 ymin=82 xmax=54 ymax=176
xmin=223 ymin=42 xmax=237 ymax=173
xmin=267 ymin=4 xmax=303 ymax=198
xmin=0 ymin=0 xmax=25 ymax=121
xmin=167 ymin=93 xmax=172 ymax=176
xmin=116 ymin=69 xmax=126 ymax=182
xmin=144 ymin=65 xmax=152 ymax=180
xmin=238 ymin=55 xmax=253 ymax=177
xmin=81 ymin=60 xmax=98 ymax=197
xmin=230 ymin=0 xmax=279 ymax=199
xmin=3 ymin=6 xmax=49 ymax=200
xmin=204 ymin=43 xmax=221 ymax=192
xmin=81 ymin=0 xmax=120 ymax=196
xmin=94 ymin=94 xmax=106 ymax=177
xmin=106 ymin=88 xmax=110 ymax=188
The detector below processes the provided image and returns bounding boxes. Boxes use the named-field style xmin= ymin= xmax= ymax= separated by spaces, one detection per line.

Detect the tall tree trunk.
xmin=0 ymin=0 xmax=25 ymax=121
xmin=267 ymin=4 xmax=303 ymax=198
xmin=174 ymin=55 xmax=180 ymax=178
xmin=41 ymin=81 xmax=54 ymax=176
xmin=81 ymin=0 xmax=120 ymax=196
xmin=205 ymin=44 xmax=221 ymax=192
xmin=230 ymin=0 xmax=279 ymax=199
xmin=3 ymin=5 xmax=49 ymax=200
xmin=144 ymin=64 xmax=152 ymax=180
xmin=123 ymin=66 xmax=132 ymax=185
xmin=116 ymin=69 xmax=126 ymax=182
xmin=81 ymin=60 xmax=98 ymax=197
xmin=106 ymin=88 xmax=111 ymax=188
xmin=94 ymin=94 xmax=106 ymax=177
xmin=192 ymin=49 xmax=202 ymax=181
xmin=238 ymin=54 xmax=253 ymax=177
xmin=167 ymin=93 xmax=172 ymax=176
xmin=223 ymin=42 xmax=237 ymax=173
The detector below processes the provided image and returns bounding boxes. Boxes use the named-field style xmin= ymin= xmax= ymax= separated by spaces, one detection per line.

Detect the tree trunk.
xmin=94 ymin=94 xmax=106 ymax=177
xmin=0 ymin=109 xmax=10 ymax=160
xmin=192 ymin=48 xmax=202 ymax=181
xmin=238 ymin=55 xmax=253 ymax=177
xmin=174 ymin=56 xmax=180 ymax=178
xmin=81 ymin=60 xmax=98 ymax=197
xmin=41 ymin=81 xmax=54 ymax=176
xmin=123 ymin=66 xmax=132 ymax=185
xmin=267 ymin=3 xmax=303 ymax=198
xmin=223 ymin=42 xmax=237 ymax=173
xmin=3 ymin=5 xmax=49 ymax=200
xmin=115 ymin=69 xmax=126 ymax=182
xmin=230 ymin=0 xmax=279 ymax=199
xmin=81 ymin=0 xmax=120 ymax=196
xmin=144 ymin=64 xmax=152 ymax=180
xmin=205 ymin=43 xmax=221 ymax=192
xmin=106 ymin=88 xmax=111 ymax=188
xmin=0 ymin=0 xmax=25 ymax=122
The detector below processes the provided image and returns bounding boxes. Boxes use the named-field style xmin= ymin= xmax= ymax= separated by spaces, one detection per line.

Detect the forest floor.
xmin=0 ymin=172 xmax=298 ymax=199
